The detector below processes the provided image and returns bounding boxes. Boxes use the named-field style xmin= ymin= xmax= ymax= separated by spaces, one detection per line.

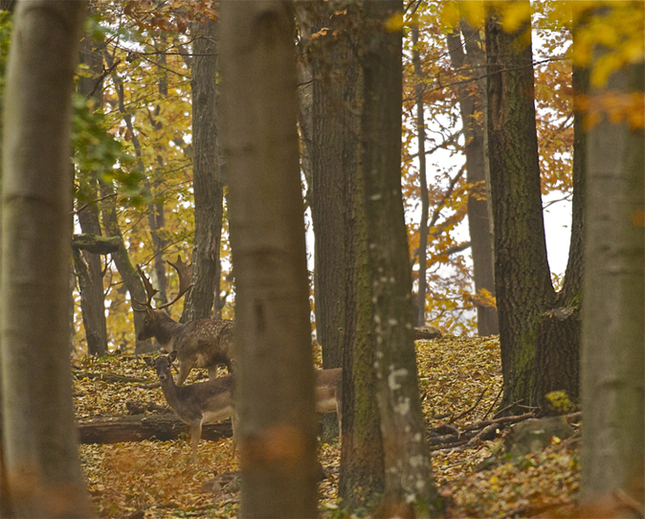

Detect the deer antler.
xmin=157 ymin=255 xmax=193 ymax=309
xmin=132 ymin=264 xmax=158 ymax=310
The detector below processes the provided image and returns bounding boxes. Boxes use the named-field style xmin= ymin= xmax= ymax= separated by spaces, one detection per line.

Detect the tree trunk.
xmin=0 ymin=2 xmax=92 ymax=516
xmin=531 ymin=58 xmax=589 ymax=413
xmin=412 ymin=23 xmax=430 ymax=329
xmin=295 ymin=3 xmax=387 ymax=506
xmin=220 ymin=3 xmax=318 ymax=517
xmin=100 ymin=183 xmax=155 ymax=353
xmin=103 ymin=50 xmax=168 ymax=306
xmin=580 ymin=32 xmax=644 ymax=514
xmin=181 ymin=16 xmax=224 ymax=323
xmin=361 ymin=2 xmax=440 ymax=514
xmin=296 ymin=1 xmax=365 ymax=442
xmin=446 ymin=22 xmax=499 ymax=336
xmin=485 ymin=5 xmax=556 ymax=412
xmin=75 ymin=26 xmax=108 ymax=356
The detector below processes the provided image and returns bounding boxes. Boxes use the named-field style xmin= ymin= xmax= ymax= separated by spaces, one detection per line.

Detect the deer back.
xmin=175 ymin=318 xmax=236 ymax=370
xmin=146 ymin=353 xmax=235 ymax=424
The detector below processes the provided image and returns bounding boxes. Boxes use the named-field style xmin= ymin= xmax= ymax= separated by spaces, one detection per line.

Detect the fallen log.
xmin=73 ymin=370 xmax=151 ymax=384
xmin=72 ymin=233 xmax=121 ymax=254
xmin=77 ymin=414 xmax=233 ymax=444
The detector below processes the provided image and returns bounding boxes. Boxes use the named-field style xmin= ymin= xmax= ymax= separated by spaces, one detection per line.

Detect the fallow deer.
xmin=145 ymin=352 xmax=343 ymax=463
xmin=145 ymin=351 xmax=236 ymax=463
xmin=133 ymin=257 xmax=235 ymax=386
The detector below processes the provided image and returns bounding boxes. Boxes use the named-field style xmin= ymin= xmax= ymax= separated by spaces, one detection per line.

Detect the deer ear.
xmin=143 ymin=356 xmax=153 ymax=367
xmin=168 ymin=350 xmax=178 ymax=363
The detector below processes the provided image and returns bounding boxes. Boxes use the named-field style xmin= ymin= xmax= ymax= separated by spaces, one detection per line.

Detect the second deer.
xmin=145 ymin=351 xmax=342 ymax=463
xmin=133 ymin=257 xmax=235 ymax=386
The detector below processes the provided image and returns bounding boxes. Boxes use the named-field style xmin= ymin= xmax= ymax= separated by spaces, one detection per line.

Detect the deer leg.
xmin=208 ymin=365 xmax=219 ymax=380
xmin=175 ymin=360 xmax=195 ymax=387
xmin=189 ymin=420 xmax=203 ymax=464
xmin=336 ymin=397 xmax=342 ymax=435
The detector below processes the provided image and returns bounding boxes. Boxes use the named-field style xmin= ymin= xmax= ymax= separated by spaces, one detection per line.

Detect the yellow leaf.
xmin=460 ymin=1 xmax=486 ymax=29
xmin=384 ymin=12 xmax=404 ymax=33
xmin=500 ymin=1 xmax=532 ymax=34
xmin=590 ymin=52 xmax=620 ymax=87
xmin=440 ymin=1 xmax=460 ymax=31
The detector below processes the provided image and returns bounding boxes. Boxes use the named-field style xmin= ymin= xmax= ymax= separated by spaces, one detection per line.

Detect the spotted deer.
xmin=145 ymin=352 xmax=343 ymax=463
xmin=133 ymin=257 xmax=235 ymax=386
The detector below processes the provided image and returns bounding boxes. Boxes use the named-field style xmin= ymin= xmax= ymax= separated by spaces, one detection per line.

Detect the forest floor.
xmin=75 ymin=335 xmax=580 ymax=518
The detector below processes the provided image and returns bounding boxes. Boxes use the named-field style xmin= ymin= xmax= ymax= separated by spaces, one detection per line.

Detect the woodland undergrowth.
xmin=75 ymin=335 xmax=580 ymax=518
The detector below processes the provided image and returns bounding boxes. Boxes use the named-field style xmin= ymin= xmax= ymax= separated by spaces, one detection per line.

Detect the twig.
xmin=86 ymin=58 xmax=121 ymax=99
xmin=483 ymin=386 xmax=503 ymax=420
xmin=450 ymin=388 xmax=487 ymax=423
xmin=493 ymin=399 xmax=524 ymax=419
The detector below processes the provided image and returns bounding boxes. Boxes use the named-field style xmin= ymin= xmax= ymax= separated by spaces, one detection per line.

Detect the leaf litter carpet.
xmin=76 ymin=335 xmax=579 ymax=518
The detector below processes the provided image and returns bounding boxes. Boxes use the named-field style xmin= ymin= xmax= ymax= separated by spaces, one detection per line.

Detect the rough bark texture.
xmin=580 ymin=49 xmax=644 ymax=514
xmin=531 ymin=60 xmax=589 ymax=413
xmin=485 ymin=7 xmax=556 ymax=412
xmin=362 ymin=2 xmax=439 ymax=515
xmin=446 ymin=23 xmax=498 ymax=336
xmin=296 ymin=2 xmax=387 ymax=507
xmin=0 ymin=2 xmax=92 ymax=516
xmin=181 ymin=16 xmax=224 ymax=323
xmin=220 ymin=3 xmax=319 ymax=517
xmin=297 ymin=0 xmax=362 ymax=441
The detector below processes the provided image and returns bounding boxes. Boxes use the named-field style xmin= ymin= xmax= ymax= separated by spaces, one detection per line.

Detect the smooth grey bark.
xmin=361 ymin=2 xmax=439 ymax=515
xmin=220 ymin=2 xmax=318 ymax=517
xmin=0 ymin=2 xmax=93 ymax=516
xmin=181 ymin=16 xmax=224 ymax=323
xmin=580 ymin=50 xmax=644 ymax=515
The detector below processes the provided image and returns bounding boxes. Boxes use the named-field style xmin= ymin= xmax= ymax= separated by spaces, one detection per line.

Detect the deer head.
xmin=132 ymin=256 xmax=193 ymax=340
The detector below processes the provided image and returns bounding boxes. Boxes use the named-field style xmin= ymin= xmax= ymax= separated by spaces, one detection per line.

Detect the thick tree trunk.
xmin=296 ymin=1 xmax=366 ymax=443
xmin=0 ymin=2 xmax=92 ymax=516
xmin=220 ymin=3 xmax=318 ymax=517
xmin=361 ymin=2 xmax=440 ymax=514
xmin=447 ymin=23 xmax=498 ymax=336
xmin=295 ymin=3 xmax=387 ymax=506
xmin=181 ymin=17 xmax=224 ymax=323
xmin=485 ymin=6 xmax=556 ymax=412
xmin=531 ymin=60 xmax=589 ymax=413
xmin=580 ymin=43 xmax=644 ymax=514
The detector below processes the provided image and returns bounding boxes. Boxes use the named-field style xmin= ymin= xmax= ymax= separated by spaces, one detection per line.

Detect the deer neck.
xmin=158 ymin=373 xmax=183 ymax=410
xmin=153 ymin=310 xmax=185 ymax=348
